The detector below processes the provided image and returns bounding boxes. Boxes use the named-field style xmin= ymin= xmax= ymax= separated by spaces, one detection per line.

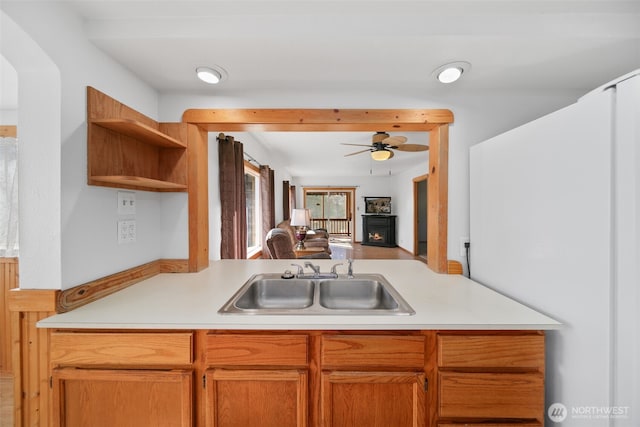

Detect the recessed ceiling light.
xmin=432 ymin=61 xmax=471 ymax=84
xmin=196 ymin=66 xmax=227 ymax=84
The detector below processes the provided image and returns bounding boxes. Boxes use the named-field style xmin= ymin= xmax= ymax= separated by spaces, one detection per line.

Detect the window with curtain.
xmin=245 ymin=164 xmax=261 ymax=257
xmin=0 ymin=135 xmax=19 ymax=257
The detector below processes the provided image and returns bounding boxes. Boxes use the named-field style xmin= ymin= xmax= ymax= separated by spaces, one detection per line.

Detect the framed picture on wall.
xmin=364 ymin=197 xmax=391 ymax=214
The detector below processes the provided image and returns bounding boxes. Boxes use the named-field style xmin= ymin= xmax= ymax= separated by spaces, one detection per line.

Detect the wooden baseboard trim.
xmin=57 ymin=259 xmax=189 ymax=313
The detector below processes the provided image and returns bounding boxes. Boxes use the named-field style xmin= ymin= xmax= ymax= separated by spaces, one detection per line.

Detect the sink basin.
xmin=234 ymin=278 xmax=314 ymax=309
xmin=319 ymin=279 xmax=399 ymax=310
xmin=218 ymin=273 xmax=414 ymax=315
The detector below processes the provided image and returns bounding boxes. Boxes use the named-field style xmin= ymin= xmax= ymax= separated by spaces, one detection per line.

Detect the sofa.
xmin=276 ymin=219 xmax=332 ymax=255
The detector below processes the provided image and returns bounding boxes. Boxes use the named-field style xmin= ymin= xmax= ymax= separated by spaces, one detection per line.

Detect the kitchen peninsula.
xmin=39 ymin=259 xmax=559 ymax=427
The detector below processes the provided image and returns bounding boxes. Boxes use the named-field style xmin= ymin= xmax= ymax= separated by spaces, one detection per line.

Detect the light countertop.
xmin=37 ymin=260 xmax=561 ymax=330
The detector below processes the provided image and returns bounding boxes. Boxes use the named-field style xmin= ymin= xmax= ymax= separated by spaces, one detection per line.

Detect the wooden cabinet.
xmin=321 ymin=371 xmax=425 ymax=427
xmin=435 ymin=332 xmax=545 ymax=426
xmin=204 ymin=334 xmax=309 ymax=427
xmin=87 ymin=86 xmax=188 ymax=192
xmin=205 ymin=369 xmax=307 ymax=427
xmin=53 ymin=368 xmax=192 ymax=427
xmin=50 ymin=331 xmax=194 ymax=427
xmin=48 ymin=330 xmax=545 ymax=427
xmin=320 ymin=334 xmax=426 ymax=427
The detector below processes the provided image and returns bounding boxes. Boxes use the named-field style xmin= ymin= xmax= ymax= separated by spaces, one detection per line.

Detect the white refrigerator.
xmin=470 ymin=71 xmax=639 ymax=426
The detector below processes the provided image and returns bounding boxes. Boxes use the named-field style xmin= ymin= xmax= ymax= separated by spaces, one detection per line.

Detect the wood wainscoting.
xmin=3 ymin=258 xmax=188 ymax=427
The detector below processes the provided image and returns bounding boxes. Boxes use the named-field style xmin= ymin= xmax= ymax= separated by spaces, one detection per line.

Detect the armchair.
xmin=276 ymin=219 xmax=331 ymax=254
xmin=265 ymin=228 xmax=331 ymax=259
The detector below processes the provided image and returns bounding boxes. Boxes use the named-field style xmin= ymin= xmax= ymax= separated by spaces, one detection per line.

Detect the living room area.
xmin=213 ymin=128 xmax=433 ymax=264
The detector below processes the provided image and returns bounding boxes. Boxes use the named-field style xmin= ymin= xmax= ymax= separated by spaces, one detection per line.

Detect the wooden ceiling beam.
xmin=182 ymin=109 xmax=453 ymax=132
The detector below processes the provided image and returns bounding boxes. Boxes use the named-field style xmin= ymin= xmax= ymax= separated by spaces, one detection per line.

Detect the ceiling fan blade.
xmin=344 ymin=148 xmax=372 ymax=157
xmin=387 ymin=150 xmax=394 ymax=159
xmin=383 ymin=135 xmax=407 ymax=145
xmin=340 ymin=143 xmax=374 ymax=147
xmin=394 ymin=144 xmax=429 ymax=152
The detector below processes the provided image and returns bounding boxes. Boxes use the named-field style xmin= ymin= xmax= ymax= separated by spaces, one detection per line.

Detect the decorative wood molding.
xmin=182 ymin=108 xmax=454 ymax=132
xmin=183 ymin=108 xmax=452 ymax=273
xmin=186 ymin=123 xmax=210 ymax=271
xmin=427 ymin=124 xmax=449 ymax=272
xmin=57 ymin=259 xmax=189 ymax=313
xmin=0 ymin=125 xmax=17 ymax=138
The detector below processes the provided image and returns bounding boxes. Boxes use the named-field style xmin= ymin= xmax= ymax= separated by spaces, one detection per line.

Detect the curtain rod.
xmin=244 ymin=152 xmax=261 ymax=167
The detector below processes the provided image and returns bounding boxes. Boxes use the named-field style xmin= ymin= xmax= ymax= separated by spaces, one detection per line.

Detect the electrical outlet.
xmin=117 ymin=191 xmax=136 ymax=215
xmin=117 ymin=220 xmax=136 ymax=244
xmin=459 ymin=237 xmax=470 ymax=257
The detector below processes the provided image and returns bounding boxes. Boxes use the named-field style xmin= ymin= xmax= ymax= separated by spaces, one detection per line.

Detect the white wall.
xmin=160 ymin=90 xmax=580 ymax=264
xmin=1 ymin=3 xmax=171 ymax=289
xmin=4 ymin=1 xmax=585 ymax=289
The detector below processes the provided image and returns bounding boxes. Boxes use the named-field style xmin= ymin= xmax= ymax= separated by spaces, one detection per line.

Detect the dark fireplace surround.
xmin=362 ymin=215 xmax=397 ymax=247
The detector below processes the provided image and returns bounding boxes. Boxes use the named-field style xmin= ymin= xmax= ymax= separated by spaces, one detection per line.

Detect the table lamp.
xmin=290 ymin=208 xmax=311 ymax=249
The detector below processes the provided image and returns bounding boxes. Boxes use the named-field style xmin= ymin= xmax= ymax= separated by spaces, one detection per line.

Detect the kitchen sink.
xmin=218 ymin=273 xmax=414 ymax=315
xmin=234 ymin=278 xmax=315 ymax=310
xmin=318 ymin=279 xmax=399 ymax=310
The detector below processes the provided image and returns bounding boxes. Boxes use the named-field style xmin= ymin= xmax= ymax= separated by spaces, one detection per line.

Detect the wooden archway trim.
xmin=182 ymin=108 xmax=453 ymax=273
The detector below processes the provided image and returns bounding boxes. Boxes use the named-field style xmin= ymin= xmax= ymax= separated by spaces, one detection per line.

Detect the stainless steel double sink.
xmin=218 ymin=273 xmax=415 ymax=315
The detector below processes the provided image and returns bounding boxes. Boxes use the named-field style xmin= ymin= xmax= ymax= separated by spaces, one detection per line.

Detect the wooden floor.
xmin=329 ymin=241 xmax=426 ymax=262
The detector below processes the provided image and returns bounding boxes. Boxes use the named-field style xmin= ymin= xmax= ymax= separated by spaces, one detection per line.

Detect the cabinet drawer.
xmin=206 ymin=334 xmax=308 ymax=366
xmin=437 ymin=334 xmax=544 ymax=368
xmin=438 ymin=371 xmax=544 ymax=419
xmin=51 ymin=332 xmax=193 ymax=366
xmin=321 ymin=335 xmax=425 ymax=368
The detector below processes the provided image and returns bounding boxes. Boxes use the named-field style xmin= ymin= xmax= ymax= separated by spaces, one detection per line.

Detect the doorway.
xmin=303 ymin=187 xmax=355 ymax=242
xmin=413 ymin=174 xmax=428 ymax=259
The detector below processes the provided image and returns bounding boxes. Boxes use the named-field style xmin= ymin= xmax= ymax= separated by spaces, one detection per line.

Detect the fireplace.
xmin=362 ymin=215 xmax=397 ymax=247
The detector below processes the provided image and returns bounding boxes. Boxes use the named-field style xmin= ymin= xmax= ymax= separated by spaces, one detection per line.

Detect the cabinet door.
xmin=205 ymin=369 xmax=308 ymax=427
xmin=321 ymin=371 xmax=425 ymax=427
xmin=52 ymin=368 xmax=192 ymax=427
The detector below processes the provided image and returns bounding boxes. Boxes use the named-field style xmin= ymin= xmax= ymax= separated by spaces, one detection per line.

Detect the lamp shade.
xmin=371 ymin=149 xmax=392 ymax=161
xmin=290 ymin=208 xmax=311 ymax=227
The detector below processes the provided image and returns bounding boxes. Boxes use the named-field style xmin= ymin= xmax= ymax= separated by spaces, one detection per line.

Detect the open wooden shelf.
xmin=92 ymin=118 xmax=186 ymax=149
xmin=87 ymin=87 xmax=188 ymax=192
xmin=90 ymin=176 xmax=188 ymax=191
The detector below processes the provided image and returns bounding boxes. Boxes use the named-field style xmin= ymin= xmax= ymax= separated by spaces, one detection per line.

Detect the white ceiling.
xmin=4 ymin=1 xmax=640 ymax=176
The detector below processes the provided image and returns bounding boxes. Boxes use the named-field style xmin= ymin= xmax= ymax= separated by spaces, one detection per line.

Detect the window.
xmin=244 ymin=162 xmax=261 ymax=257
xmin=304 ymin=189 xmax=354 ymax=236
xmin=1 ymin=134 xmax=19 ymax=257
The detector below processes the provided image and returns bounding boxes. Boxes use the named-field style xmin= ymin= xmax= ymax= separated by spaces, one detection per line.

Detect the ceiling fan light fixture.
xmin=196 ymin=66 xmax=226 ymax=84
xmin=371 ymin=149 xmax=392 ymax=161
xmin=433 ymin=61 xmax=471 ymax=84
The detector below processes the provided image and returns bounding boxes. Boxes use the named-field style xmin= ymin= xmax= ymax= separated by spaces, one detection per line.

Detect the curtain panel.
xmin=0 ymin=137 xmax=19 ymax=257
xmin=218 ymin=134 xmax=246 ymax=259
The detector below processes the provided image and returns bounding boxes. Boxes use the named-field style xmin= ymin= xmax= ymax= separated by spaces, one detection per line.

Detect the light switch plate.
xmin=117 ymin=220 xmax=136 ymax=244
xmin=117 ymin=191 xmax=136 ymax=215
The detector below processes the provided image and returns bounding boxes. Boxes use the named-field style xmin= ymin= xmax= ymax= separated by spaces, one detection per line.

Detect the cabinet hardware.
xmin=202 ymin=374 xmax=206 ymax=389
xmin=49 ymin=376 xmax=53 ymax=389
xmin=424 ymin=378 xmax=428 ymax=392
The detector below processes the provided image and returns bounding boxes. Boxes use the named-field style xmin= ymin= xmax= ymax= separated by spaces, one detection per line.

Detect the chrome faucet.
xmin=304 ymin=262 xmax=321 ymax=278
xmin=347 ymin=259 xmax=354 ymax=279
xmin=330 ymin=263 xmax=343 ymax=276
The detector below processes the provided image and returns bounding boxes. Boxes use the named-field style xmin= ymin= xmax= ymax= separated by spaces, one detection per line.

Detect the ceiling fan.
xmin=342 ymin=132 xmax=429 ymax=161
